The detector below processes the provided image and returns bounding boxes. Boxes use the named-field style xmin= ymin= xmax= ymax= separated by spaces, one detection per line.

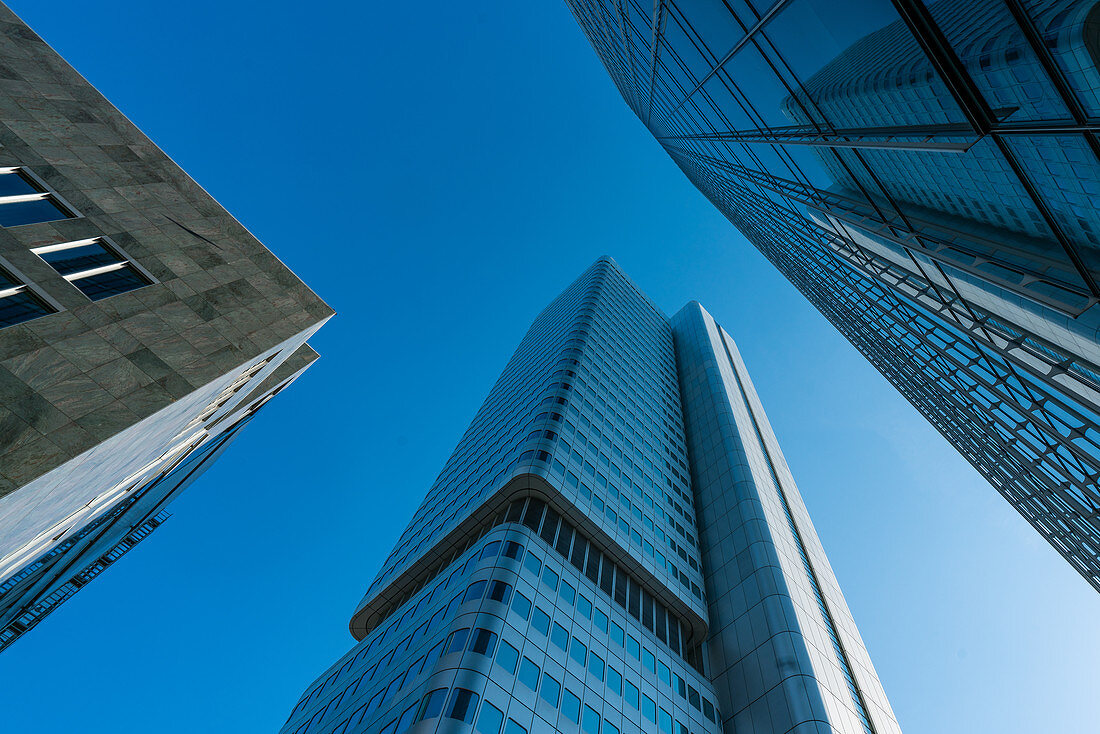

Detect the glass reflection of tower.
xmin=565 ymin=0 xmax=1100 ymax=592
xmin=279 ymin=259 xmax=901 ymax=734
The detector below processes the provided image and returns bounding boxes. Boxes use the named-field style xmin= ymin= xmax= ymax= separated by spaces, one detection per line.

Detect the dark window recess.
xmin=446 ymin=689 xmax=479 ymax=724
xmin=0 ymin=169 xmax=75 ymax=227
xmin=0 ymin=268 xmax=51 ymax=327
xmin=34 ymin=239 xmax=150 ymax=301
xmin=417 ymin=688 xmax=448 ymax=721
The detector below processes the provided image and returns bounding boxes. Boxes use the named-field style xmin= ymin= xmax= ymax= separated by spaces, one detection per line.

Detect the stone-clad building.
xmin=0 ymin=3 xmax=332 ymax=649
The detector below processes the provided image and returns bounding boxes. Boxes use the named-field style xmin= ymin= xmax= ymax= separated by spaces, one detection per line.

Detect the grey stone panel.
xmin=0 ymin=3 xmax=332 ymax=493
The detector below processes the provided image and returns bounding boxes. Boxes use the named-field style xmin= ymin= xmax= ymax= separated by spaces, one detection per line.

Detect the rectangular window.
xmin=551 ymin=623 xmax=569 ymax=651
xmin=570 ymin=638 xmax=587 ymax=667
xmin=518 ymin=657 xmax=540 ymax=691
xmin=582 ymin=705 xmax=601 ymax=734
xmin=539 ymin=673 xmax=561 ymax=707
xmin=446 ymin=689 xmax=479 ymax=724
xmin=625 ymin=680 xmax=639 ymax=709
xmin=588 ymin=652 xmax=605 ymax=682
xmin=0 ymin=264 xmax=51 ymax=327
xmin=607 ymin=666 xmax=622 ymax=695
xmin=495 ymin=640 xmax=519 ymax=675
xmin=33 ymin=238 xmax=151 ymax=300
xmin=532 ymin=607 xmax=550 ymax=636
xmin=562 ymin=689 xmax=581 ymax=723
xmin=0 ymin=167 xmax=75 ymax=227
xmin=476 ymin=702 xmax=504 ymax=734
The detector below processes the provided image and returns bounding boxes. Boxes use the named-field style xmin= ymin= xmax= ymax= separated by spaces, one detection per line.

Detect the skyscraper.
xmin=0 ymin=4 xmax=331 ymax=648
xmin=281 ymin=259 xmax=897 ymax=734
xmin=563 ymin=0 xmax=1100 ymax=591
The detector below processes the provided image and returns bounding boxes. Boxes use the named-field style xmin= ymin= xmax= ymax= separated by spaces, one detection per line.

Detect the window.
xmin=562 ymin=689 xmax=581 ymax=723
xmin=446 ymin=688 xmax=479 ymax=724
xmin=33 ymin=238 xmax=151 ymax=300
xmin=445 ymin=628 xmax=470 ymax=655
xmin=582 ymin=705 xmax=601 ymax=734
xmin=531 ymin=607 xmax=550 ymax=636
xmin=559 ymin=581 xmax=576 ymax=605
xmin=518 ymin=657 xmax=540 ymax=691
xmin=476 ymin=702 xmax=505 ymax=734
xmin=470 ymin=628 xmax=497 ymax=656
xmin=594 ymin=609 xmax=609 ymax=633
xmin=496 ymin=640 xmax=519 ymax=674
xmin=0 ymin=264 xmax=51 ymax=327
xmin=0 ymin=167 xmax=75 ymax=227
xmin=487 ymin=580 xmax=511 ymax=602
xmin=550 ymin=623 xmax=569 ymax=651
xmin=570 ymin=638 xmax=587 ymax=666
xmin=539 ymin=673 xmax=561 ymax=707
xmin=588 ymin=652 xmax=605 ymax=682
xmin=417 ymin=688 xmax=448 ymax=721
xmin=509 ymin=594 xmax=532 ymax=623
xmin=625 ymin=681 xmax=639 ymax=709
xmin=463 ymin=580 xmax=487 ymax=603
xmin=504 ymin=720 xmax=528 ymax=734
xmin=607 ymin=666 xmax=622 ymax=695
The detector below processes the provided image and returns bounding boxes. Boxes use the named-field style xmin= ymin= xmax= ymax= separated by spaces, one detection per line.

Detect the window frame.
xmin=0 ymin=255 xmax=59 ymax=328
xmin=32 ymin=236 xmax=156 ymax=300
xmin=0 ymin=166 xmax=80 ymax=227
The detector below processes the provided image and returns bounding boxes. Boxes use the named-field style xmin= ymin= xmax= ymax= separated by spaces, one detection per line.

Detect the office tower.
xmin=0 ymin=4 xmax=331 ymax=650
xmin=281 ymin=259 xmax=897 ymax=734
xmin=563 ymin=0 xmax=1100 ymax=591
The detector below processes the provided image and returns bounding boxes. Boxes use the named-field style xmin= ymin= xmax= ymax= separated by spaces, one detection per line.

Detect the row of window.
xmin=359 ymin=491 xmax=703 ymax=676
xmin=515 ymin=549 xmax=719 ymax=725
xmin=297 ymin=511 xmax=713 ymax=731
xmin=0 ymin=168 xmax=152 ymax=328
xmin=374 ymin=272 xmax=693 ymax=588
xmin=289 ymin=574 xmax=515 ymax=734
xmin=542 ymin=364 xmax=695 ymax=527
xmin=552 ymin=418 xmax=703 ymax=590
xmin=525 ymin=400 xmax=705 ymax=599
xmin=502 ymin=641 xmax=702 ymax=734
xmin=510 ymin=497 xmax=705 ymax=671
xmin=290 ymin=540 xmax=521 ymax=722
xmin=372 ymin=300 xmax=589 ymax=579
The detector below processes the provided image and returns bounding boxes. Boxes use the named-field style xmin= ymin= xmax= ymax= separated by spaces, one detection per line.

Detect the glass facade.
xmin=564 ymin=0 xmax=1100 ymax=592
xmin=281 ymin=259 xmax=899 ymax=733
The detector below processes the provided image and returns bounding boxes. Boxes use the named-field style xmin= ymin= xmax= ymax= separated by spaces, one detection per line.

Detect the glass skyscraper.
xmin=563 ymin=0 xmax=1100 ymax=591
xmin=281 ymin=259 xmax=898 ymax=734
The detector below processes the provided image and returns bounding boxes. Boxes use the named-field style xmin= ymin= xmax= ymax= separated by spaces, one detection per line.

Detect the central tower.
xmin=281 ymin=259 xmax=898 ymax=734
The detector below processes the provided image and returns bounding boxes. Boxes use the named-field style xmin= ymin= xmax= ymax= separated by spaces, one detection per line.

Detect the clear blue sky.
xmin=1 ymin=2 xmax=1096 ymax=732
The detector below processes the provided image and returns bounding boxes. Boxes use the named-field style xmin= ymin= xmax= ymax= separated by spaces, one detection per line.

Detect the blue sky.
xmin=1 ymin=1 xmax=1097 ymax=732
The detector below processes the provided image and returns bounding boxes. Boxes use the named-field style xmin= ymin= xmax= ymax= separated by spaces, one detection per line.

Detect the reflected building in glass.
xmin=564 ymin=0 xmax=1100 ymax=591
xmin=280 ymin=259 xmax=899 ymax=734
xmin=0 ymin=4 xmax=332 ymax=650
